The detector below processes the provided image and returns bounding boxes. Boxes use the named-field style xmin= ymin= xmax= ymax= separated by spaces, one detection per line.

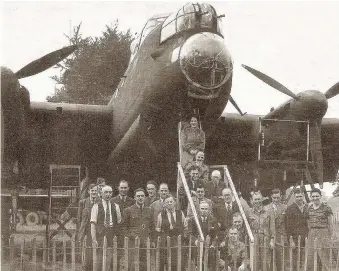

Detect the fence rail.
xmin=2 ymin=234 xmax=338 ymax=271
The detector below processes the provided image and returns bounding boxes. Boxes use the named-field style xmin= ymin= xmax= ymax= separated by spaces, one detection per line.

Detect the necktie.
xmin=105 ymin=201 xmax=110 ymax=227
xmin=170 ymin=211 xmax=176 ymax=229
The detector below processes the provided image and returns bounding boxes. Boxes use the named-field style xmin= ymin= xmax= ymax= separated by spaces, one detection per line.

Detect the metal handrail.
xmin=224 ymin=165 xmax=254 ymax=270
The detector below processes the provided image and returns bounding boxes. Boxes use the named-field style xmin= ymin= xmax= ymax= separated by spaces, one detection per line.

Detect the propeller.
xmin=229 ymin=95 xmax=247 ymax=116
xmin=324 ymin=82 xmax=339 ymax=99
xmin=241 ymin=64 xmax=339 ymax=188
xmin=241 ymin=64 xmax=299 ymax=100
xmin=15 ymin=45 xmax=77 ymax=79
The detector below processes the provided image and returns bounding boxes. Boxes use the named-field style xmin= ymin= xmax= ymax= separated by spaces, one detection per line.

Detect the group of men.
xmin=76 ymin=168 xmax=334 ymax=271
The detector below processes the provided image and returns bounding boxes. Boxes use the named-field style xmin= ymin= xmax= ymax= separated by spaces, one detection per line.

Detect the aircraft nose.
xmin=302 ymin=90 xmax=328 ymax=119
xmin=179 ymin=32 xmax=232 ymax=98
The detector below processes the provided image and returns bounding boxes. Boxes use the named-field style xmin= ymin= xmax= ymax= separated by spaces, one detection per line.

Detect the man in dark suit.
xmin=213 ymin=188 xmax=239 ymax=233
xmin=284 ymin=188 xmax=308 ymax=270
xmin=188 ymin=201 xmax=219 ymax=270
xmin=112 ymin=180 xmax=135 ymax=210
xmin=78 ymin=183 xmax=99 ymax=271
xmin=123 ymin=188 xmax=154 ymax=271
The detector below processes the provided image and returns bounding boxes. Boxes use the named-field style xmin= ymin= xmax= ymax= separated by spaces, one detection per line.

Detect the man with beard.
xmin=144 ymin=180 xmax=158 ymax=207
xmin=123 ymin=188 xmax=153 ymax=271
xmin=246 ymin=191 xmax=271 ymax=271
xmin=284 ymin=188 xmax=308 ymax=270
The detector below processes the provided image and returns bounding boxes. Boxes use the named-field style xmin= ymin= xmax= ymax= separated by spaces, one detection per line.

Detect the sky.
xmin=1 ymin=1 xmax=339 ymax=197
xmin=2 ymin=1 xmax=339 ymax=118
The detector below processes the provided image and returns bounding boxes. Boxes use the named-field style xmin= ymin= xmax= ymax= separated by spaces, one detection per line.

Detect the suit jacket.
xmin=188 ymin=215 xmax=219 ymax=245
xmin=266 ymin=203 xmax=287 ymax=244
xmin=213 ymin=199 xmax=239 ymax=231
xmin=186 ymin=197 xmax=213 ymax=219
xmin=150 ymin=199 xmax=166 ymax=226
xmin=144 ymin=195 xmax=158 ymax=207
xmin=123 ymin=204 xmax=153 ymax=240
xmin=204 ymin=181 xmax=227 ymax=200
xmin=284 ymin=202 xmax=308 ymax=243
xmin=111 ymin=195 xmax=134 ymax=210
xmin=78 ymin=197 xmax=98 ymax=241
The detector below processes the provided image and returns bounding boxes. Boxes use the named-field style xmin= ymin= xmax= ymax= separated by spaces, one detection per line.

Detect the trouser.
xmin=128 ymin=237 xmax=147 ymax=271
xmin=82 ymin=234 xmax=93 ymax=271
xmin=94 ymin=227 xmax=115 ymax=271
xmin=254 ymin=234 xmax=271 ymax=271
xmin=290 ymin=235 xmax=306 ymax=271
xmin=306 ymin=228 xmax=332 ymax=271
xmin=273 ymin=235 xmax=287 ymax=271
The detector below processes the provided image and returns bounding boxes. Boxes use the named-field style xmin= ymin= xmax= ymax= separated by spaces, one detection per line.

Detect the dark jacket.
xmin=112 ymin=195 xmax=135 ymax=211
xmin=204 ymin=181 xmax=227 ymax=200
xmin=159 ymin=209 xmax=185 ymax=237
xmin=188 ymin=215 xmax=220 ymax=245
xmin=213 ymin=199 xmax=239 ymax=231
xmin=284 ymin=202 xmax=308 ymax=243
xmin=122 ymin=204 xmax=153 ymax=240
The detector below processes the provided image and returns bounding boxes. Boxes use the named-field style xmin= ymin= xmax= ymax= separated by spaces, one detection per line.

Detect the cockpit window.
xmin=130 ymin=14 xmax=168 ymax=62
xmin=160 ymin=3 xmax=223 ymax=43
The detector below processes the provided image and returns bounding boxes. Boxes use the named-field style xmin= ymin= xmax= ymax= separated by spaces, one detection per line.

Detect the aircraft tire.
xmin=26 ymin=212 xmax=39 ymax=226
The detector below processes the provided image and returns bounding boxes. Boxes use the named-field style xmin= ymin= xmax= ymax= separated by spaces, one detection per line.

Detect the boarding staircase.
xmin=176 ymin=117 xmax=255 ymax=270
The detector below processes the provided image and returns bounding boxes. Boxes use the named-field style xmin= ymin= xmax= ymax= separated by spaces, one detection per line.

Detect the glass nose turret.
xmin=179 ymin=32 xmax=232 ymax=99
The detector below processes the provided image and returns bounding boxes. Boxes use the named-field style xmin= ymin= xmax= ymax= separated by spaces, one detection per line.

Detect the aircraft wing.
xmin=22 ymin=102 xmax=112 ymax=185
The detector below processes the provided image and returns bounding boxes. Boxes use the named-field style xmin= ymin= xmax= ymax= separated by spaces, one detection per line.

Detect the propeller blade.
xmin=242 ymin=64 xmax=299 ymax=100
xmin=229 ymin=95 xmax=247 ymax=116
xmin=309 ymin=121 xmax=324 ymax=188
xmin=324 ymin=82 xmax=339 ymax=99
xmin=15 ymin=45 xmax=77 ymax=79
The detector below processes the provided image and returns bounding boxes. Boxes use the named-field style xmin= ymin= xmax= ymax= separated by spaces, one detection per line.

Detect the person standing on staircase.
xmin=181 ymin=115 xmax=205 ymax=167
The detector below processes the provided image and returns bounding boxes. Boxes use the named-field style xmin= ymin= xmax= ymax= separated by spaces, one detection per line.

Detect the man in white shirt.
xmin=150 ymin=183 xmax=170 ymax=225
xmin=90 ymin=185 xmax=122 ymax=270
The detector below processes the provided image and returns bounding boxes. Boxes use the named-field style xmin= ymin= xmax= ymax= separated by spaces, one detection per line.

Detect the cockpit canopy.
xmin=161 ymin=2 xmax=224 ymax=43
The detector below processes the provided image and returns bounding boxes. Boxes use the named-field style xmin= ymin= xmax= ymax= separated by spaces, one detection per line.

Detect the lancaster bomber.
xmin=2 ymin=2 xmax=339 ymax=198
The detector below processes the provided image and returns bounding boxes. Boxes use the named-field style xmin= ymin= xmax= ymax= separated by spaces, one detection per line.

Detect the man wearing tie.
xmin=150 ymin=183 xmax=170 ymax=226
xmin=90 ymin=185 xmax=122 ymax=270
xmin=204 ymin=170 xmax=226 ymax=201
xmin=186 ymin=185 xmax=213 ymax=219
xmin=156 ymin=195 xmax=187 ymax=271
xmin=179 ymin=166 xmax=202 ymax=211
xmin=123 ymin=188 xmax=153 ymax=270
xmin=112 ymin=180 xmax=134 ymax=211
xmin=213 ymin=188 xmax=239 ymax=233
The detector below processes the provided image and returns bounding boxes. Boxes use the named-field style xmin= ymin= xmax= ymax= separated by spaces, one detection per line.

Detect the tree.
xmin=47 ymin=21 xmax=132 ymax=105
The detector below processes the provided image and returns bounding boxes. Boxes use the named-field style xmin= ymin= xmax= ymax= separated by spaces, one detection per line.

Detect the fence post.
xmin=272 ymin=236 xmax=276 ymax=271
xmin=329 ymin=240 xmax=332 ymax=270
xmin=289 ymin=236 xmax=293 ymax=271
xmin=303 ymin=237 xmax=308 ymax=271
xmin=146 ymin=237 xmax=151 ymax=271
xmin=216 ymin=249 xmax=220 ymax=271
xmin=281 ymin=235 xmax=285 ymax=271
xmin=155 ymin=236 xmax=160 ymax=271
xmin=82 ymin=238 xmax=87 ymax=269
xmin=249 ymin=236 xmax=255 ymax=271
xmin=93 ymin=239 xmax=97 ymax=271
xmin=32 ymin=237 xmax=37 ymax=271
xmin=135 ymin=237 xmax=140 ymax=271
xmin=51 ymin=240 xmax=56 ymax=271
xmin=71 ymin=235 xmax=76 ymax=271
xmin=336 ymin=249 xmax=339 ymax=271
xmin=102 ymin=236 xmax=107 ymax=271
xmin=9 ymin=236 xmax=15 ymax=271
xmin=63 ymin=239 xmax=67 ymax=270
xmin=124 ymin=237 xmax=129 ymax=271
xmin=167 ymin=236 xmax=172 ymax=271
xmin=313 ymin=238 xmax=317 ymax=271
xmin=203 ymin=236 xmax=210 ymax=271
xmin=198 ymin=239 xmax=204 ymax=271
xmin=42 ymin=238 xmax=47 ymax=267
xmin=297 ymin=236 xmax=301 ymax=271
xmin=175 ymin=235 xmax=181 ymax=271
xmin=263 ymin=236 xmax=268 ymax=271
xmin=113 ymin=236 xmax=118 ymax=271
xmin=20 ymin=239 xmax=24 ymax=271
xmin=188 ymin=235 xmax=192 ymax=271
